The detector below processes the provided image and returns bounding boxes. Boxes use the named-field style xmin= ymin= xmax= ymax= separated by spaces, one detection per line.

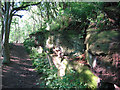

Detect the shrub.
xmin=23 ymin=38 xmax=35 ymax=53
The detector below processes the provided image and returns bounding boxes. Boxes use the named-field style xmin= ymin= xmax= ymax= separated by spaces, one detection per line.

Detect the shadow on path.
xmin=2 ymin=43 xmax=41 ymax=88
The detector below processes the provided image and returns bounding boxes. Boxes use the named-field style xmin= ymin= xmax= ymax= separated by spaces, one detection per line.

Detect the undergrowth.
xmin=24 ymin=40 xmax=88 ymax=89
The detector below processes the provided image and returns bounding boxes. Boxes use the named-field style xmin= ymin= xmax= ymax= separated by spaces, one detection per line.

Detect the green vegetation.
xmin=1 ymin=2 xmax=120 ymax=89
xmin=26 ymin=48 xmax=91 ymax=88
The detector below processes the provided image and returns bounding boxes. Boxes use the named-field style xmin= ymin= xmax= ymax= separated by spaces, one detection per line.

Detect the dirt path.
xmin=2 ymin=43 xmax=41 ymax=88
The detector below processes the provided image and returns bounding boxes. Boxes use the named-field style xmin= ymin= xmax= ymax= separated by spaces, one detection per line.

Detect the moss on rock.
xmin=86 ymin=29 xmax=120 ymax=55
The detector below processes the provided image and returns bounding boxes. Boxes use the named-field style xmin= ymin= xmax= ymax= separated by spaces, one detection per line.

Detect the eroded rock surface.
xmin=85 ymin=28 xmax=120 ymax=87
xmin=26 ymin=29 xmax=98 ymax=88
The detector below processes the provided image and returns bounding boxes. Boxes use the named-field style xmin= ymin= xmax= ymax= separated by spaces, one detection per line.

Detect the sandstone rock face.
xmin=85 ymin=28 xmax=120 ymax=87
xmin=32 ymin=30 xmax=85 ymax=57
xmin=28 ymin=29 xmax=98 ymax=88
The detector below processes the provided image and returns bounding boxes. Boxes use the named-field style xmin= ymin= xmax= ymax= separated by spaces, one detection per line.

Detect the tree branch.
xmin=13 ymin=14 xmax=23 ymax=18
xmin=13 ymin=2 xmax=41 ymax=12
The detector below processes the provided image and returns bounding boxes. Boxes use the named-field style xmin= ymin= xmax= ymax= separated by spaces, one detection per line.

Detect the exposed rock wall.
xmin=85 ymin=28 xmax=120 ymax=87
xmin=46 ymin=30 xmax=85 ymax=56
xmin=28 ymin=29 xmax=98 ymax=88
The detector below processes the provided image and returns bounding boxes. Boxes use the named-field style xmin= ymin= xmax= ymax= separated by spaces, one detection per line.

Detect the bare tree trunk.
xmin=0 ymin=1 xmax=3 ymax=57
xmin=2 ymin=2 xmax=12 ymax=64
xmin=0 ymin=2 xmax=2 ymax=87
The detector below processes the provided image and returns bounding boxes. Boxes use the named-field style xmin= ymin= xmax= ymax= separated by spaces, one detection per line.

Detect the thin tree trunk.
xmin=14 ymin=21 xmax=18 ymax=43
xmin=17 ymin=21 xmax=20 ymax=43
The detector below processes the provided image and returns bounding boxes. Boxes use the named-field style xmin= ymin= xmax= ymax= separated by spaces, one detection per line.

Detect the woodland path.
xmin=2 ymin=43 xmax=41 ymax=88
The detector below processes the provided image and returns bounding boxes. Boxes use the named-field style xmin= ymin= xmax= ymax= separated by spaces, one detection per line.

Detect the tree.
xmin=0 ymin=1 xmax=41 ymax=64
xmin=0 ymin=1 xmax=2 ymax=58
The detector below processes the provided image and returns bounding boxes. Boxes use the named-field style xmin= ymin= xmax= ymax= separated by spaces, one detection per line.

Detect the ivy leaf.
xmin=47 ymin=75 xmax=54 ymax=80
xmin=46 ymin=80 xmax=51 ymax=85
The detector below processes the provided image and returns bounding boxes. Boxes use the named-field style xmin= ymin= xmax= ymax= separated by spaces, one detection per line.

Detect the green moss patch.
xmin=66 ymin=60 xmax=98 ymax=88
xmin=87 ymin=30 xmax=120 ymax=55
